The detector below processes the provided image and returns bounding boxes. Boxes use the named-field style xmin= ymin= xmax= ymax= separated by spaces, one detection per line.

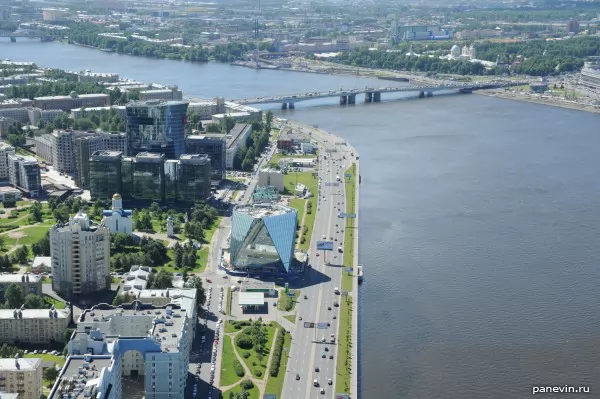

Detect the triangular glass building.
xmin=230 ymin=203 xmax=298 ymax=275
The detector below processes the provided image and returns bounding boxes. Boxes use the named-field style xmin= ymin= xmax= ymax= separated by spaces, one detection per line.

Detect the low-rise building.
xmin=0 ymin=108 xmax=29 ymax=125
xmin=0 ymin=357 xmax=43 ymax=399
xmin=27 ymin=108 xmax=66 ymax=126
xmin=34 ymin=93 xmax=110 ymax=113
xmin=0 ymin=307 xmax=71 ymax=345
xmin=138 ymin=87 xmax=183 ymax=101
xmin=225 ymin=123 xmax=252 ymax=169
xmin=31 ymin=256 xmax=52 ymax=274
xmin=0 ymin=187 xmax=21 ymax=202
xmin=0 ymin=274 xmax=42 ymax=296
xmin=122 ymin=265 xmax=152 ymax=294
xmin=257 ymin=168 xmax=284 ymax=192
xmin=102 ymin=193 xmax=132 ymax=234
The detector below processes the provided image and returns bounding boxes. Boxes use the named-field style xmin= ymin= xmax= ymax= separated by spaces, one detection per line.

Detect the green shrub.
xmin=254 ymin=368 xmax=262 ymax=377
xmin=233 ymin=360 xmax=244 ymax=377
xmin=240 ymin=379 xmax=254 ymax=390
xmin=242 ymin=351 xmax=250 ymax=359
xmin=269 ymin=330 xmax=286 ymax=377
xmin=235 ymin=334 xmax=254 ymax=350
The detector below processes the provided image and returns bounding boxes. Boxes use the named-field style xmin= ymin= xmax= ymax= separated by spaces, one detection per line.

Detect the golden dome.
xmin=112 ymin=193 xmax=122 ymax=200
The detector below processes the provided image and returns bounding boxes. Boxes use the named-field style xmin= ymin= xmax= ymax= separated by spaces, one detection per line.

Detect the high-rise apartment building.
xmin=50 ymin=212 xmax=110 ymax=298
xmin=0 ymin=142 xmax=15 ymax=183
xmin=126 ymin=100 xmax=188 ymax=159
xmin=0 ymin=357 xmax=43 ymax=399
xmin=7 ymin=154 xmax=41 ymax=197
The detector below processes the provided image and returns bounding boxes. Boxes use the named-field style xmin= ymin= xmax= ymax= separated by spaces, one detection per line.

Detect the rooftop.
xmin=179 ymin=153 xmax=210 ymax=164
xmin=234 ymin=202 xmax=295 ymax=218
xmin=239 ymin=291 xmax=265 ymax=306
xmin=90 ymin=150 xmax=123 ymax=159
xmin=226 ymin=123 xmax=251 ymax=148
xmin=48 ymin=355 xmax=113 ymax=399
xmin=0 ymin=357 xmax=41 ymax=371
xmin=187 ymin=134 xmax=226 ymax=141
xmin=0 ymin=273 xmax=41 ymax=284
xmin=0 ymin=308 xmax=69 ymax=320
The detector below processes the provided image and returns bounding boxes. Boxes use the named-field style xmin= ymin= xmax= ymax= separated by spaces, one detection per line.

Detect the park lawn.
xmin=264 ymin=325 xmax=291 ymax=398
xmin=43 ymin=295 xmax=65 ymax=309
xmin=277 ymin=289 xmax=299 ymax=312
xmin=270 ymin=128 xmax=279 ymax=141
xmin=3 ymin=224 xmax=53 ymax=247
xmin=269 ymin=152 xmax=316 ymax=167
xmin=224 ymin=320 xmax=238 ymax=334
xmin=0 ymin=213 xmax=30 ymax=226
xmin=220 ymin=335 xmax=244 ymax=386
xmin=335 ymin=296 xmax=353 ymax=395
xmin=222 ymin=384 xmax=260 ymax=399
xmin=237 ymin=323 xmax=276 ymax=379
xmin=283 ymin=314 xmax=296 ymax=323
xmin=341 ymin=164 xmax=356 ymax=293
xmin=284 ymin=171 xmax=318 ymax=251
xmin=24 ymin=353 xmax=66 ymax=368
xmin=41 ymin=277 xmax=52 ymax=284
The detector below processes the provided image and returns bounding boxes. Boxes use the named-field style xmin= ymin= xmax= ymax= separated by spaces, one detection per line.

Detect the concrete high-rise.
xmin=50 ymin=212 xmax=110 ymax=298
xmin=126 ymin=100 xmax=188 ymax=159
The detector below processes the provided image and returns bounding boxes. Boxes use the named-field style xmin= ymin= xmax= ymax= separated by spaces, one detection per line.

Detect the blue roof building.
xmin=230 ymin=203 xmax=297 ymax=275
xmin=101 ymin=193 xmax=133 ymax=234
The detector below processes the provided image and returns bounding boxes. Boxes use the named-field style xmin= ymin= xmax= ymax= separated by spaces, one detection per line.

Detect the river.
xmin=3 ymin=39 xmax=600 ymax=399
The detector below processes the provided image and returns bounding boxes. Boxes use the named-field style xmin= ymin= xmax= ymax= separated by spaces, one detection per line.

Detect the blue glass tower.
xmin=126 ymin=100 xmax=188 ymax=159
xmin=230 ymin=203 xmax=297 ymax=274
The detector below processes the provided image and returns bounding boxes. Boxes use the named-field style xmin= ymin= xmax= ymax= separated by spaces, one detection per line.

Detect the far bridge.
xmin=0 ymin=29 xmax=49 ymax=42
xmin=233 ymin=81 xmax=526 ymax=109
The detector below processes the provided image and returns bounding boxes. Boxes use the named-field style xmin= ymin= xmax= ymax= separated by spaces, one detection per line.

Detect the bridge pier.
xmin=419 ymin=91 xmax=425 ymax=98
xmin=281 ymin=102 xmax=287 ymax=110
xmin=9 ymin=37 xmax=15 ymax=42
xmin=340 ymin=96 xmax=347 ymax=105
xmin=373 ymin=92 xmax=381 ymax=102
xmin=288 ymin=102 xmax=295 ymax=109
xmin=459 ymin=88 xmax=473 ymax=94
xmin=364 ymin=92 xmax=373 ymax=103
xmin=347 ymin=94 xmax=356 ymax=105
xmin=426 ymin=91 xmax=433 ymax=97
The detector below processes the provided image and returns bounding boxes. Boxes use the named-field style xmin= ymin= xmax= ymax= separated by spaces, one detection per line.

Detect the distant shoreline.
xmin=477 ymin=90 xmax=600 ymax=115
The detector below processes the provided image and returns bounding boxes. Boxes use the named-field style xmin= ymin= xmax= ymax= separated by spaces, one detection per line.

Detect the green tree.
xmin=29 ymin=201 xmax=43 ymax=223
xmin=151 ymin=269 xmax=173 ymax=289
xmin=24 ymin=293 xmax=46 ymax=309
xmin=184 ymin=276 xmax=206 ymax=307
xmin=43 ymin=367 xmax=59 ymax=381
xmin=4 ymin=284 xmax=24 ymax=309
xmin=53 ymin=204 xmax=70 ymax=224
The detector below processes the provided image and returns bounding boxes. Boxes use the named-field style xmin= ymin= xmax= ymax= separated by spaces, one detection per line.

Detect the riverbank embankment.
xmin=477 ymin=89 xmax=600 ymax=114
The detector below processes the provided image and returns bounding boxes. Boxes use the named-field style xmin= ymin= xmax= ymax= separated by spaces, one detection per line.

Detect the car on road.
xmin=322 ymin=352 xmax=326 ymax=358
xmin=296 ymin=374 xmax=300 ymax=380
xmin=315 ymin=367 xmax=319 ymax=372
xmin=327 ymin=306 xmax=332 ymax=310
xmin=328 ymin=378 xmax=333 ymax=385
xmin=313 ymin=379 xmax=319 ymax=387
xmin=334 ymin=301 xmax=339 ymax=307
xmin=324 ymin=347 xmax=329 ymax=352
xmin=329 ymin=354 xmax=334 ymax=359
xmin=320 ymin=388 xmax=325 ymax=394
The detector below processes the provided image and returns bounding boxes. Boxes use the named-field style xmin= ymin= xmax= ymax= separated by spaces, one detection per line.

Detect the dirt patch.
xmin=7 ymin=231 xmax=26 ymax=239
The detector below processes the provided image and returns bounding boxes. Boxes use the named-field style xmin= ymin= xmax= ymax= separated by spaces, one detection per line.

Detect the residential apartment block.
xmin=0 ymin=142 xmax=15 ymax=183
xmin=50 ymin=212 xmax=110 ymax=298
xmin=7 ymin=154 xmax=41 ymax=197
xmin=225 ymin=123 xmax=252 ymax=169
xmin=49 ymin=288 xmax=197 ymax=399
xmin=0 ymin=274 xmax=42 ymax=297
xmin=0 ymin=307 xmax=71 ymax=345
xmin=34 ymin=93 xmax=110 ymax=113
xmin=0 ymin=357 xmax=43 ymax=399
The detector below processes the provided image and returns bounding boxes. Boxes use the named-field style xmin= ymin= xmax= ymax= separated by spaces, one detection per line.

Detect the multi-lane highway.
xmin=282 ymin=121 xmax=354 ymax=399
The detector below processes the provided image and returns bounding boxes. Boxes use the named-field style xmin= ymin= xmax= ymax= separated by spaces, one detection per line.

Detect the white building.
xmin=225 ymin=123 xmax=253 ymax=169
xmin=138 ymin=87 xmax=183 ymax=101
xmin=0 ymin=274 xmax=42 ymax=296
xmin=0 ymin=306 xmax=71 ymax=345
xmin=258 ymin=168 xmax=284 ymax=192
xmin=0 ymin=142 xmax=15 ymax=183
xmin=122 ymin=265 xmax=152 ymax=294
xmin=50 ymin=212 xmax=111 ymax=298
xmin=31 ymin=256 xmax=52 ymax=273
xmin=101 ymin=193 xmax=133 ymax=234
xmin=50 ymin=288 xmax=197 ymax=399
xmin=0 ymin=357 xmax=43 ymax=399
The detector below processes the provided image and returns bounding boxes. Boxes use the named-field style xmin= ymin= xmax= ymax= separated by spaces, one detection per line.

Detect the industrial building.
xmin=226 ymin=123 xmax=253 ymax=169
xmin=126 ymin=100 xmax=188 ymax=159
xmin=185 ymin=134 xmax=226 ymax=181
xmin=230 ymin=203 xmax=297 ymax=275
xmin=50 ymin=212 xmax=111 ymax=298
xmin=0 ymin=357 xmax=43 ymax=399
xmin=49 ymin=288 xmax=197 ymax=399
xmin=33 ymin=93 xmax=110 ymax=112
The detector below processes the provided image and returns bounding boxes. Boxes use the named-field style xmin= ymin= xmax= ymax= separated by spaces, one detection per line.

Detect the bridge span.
xmin=233 ymin=81 xmax=526 ymax=109
xmin=0 ymin=29 xmax=48 ymax=41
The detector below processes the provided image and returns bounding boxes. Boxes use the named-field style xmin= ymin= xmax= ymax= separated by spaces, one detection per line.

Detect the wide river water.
xmin=3 ymin=40 xmax=600 ymax=399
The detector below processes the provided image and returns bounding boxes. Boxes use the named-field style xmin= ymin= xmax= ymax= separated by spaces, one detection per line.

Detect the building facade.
xmin=7 ymin=154 xmax=41 ymax=197
xmin=257 ymin=169 xmax=284 ymax=192
xmin=33 ymin=93 xmax=110 ymax=112
xmin=101 ymin=193 xmax=133 ymax=234
xmin=50 ymin=212 xmax=111 ymax=298
xmin=0 ymin=357 xmax=43 ymax=399
xmin=49 ymin=289 xmax=197 ymax=399
xmin=185 ymin=134 xmax=226 ymax=180
xmin=0 ymin=142 xmax=15 ymax=183
xmin=0 ymin=274 xmax=42 ymax=297
xmin=226 ymin=123 xmax=252 ymax=169
xmin=126 ymin=100 xmax=188 ymax=159
xmin=0 ymin=307 xmax=71 ymax=345
xmin=89 ymin=151 xmax=123 ymax=200
xmin=230 ymin=203 xmax=297 ymax=275
xmin=138 ymin=87 xmax=183 ymax=102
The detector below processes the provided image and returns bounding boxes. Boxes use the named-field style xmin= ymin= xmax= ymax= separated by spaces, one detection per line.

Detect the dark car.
xmin=296 ymin=374 xmax=300 ymax=380
xmin=315 ymin=367 xmax=319 ymax=372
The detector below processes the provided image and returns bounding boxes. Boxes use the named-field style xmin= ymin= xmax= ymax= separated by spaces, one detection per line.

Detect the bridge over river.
xmin=0 ymin=29 xmax=48 ymax=41
xmin=233 ymin=81 xmax=527 ymax=109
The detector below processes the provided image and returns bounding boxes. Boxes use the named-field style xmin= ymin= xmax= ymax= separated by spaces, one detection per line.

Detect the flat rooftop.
xmin=234 ymin=202 xmax=295 ymax=218
xmin=49 ymin=355 xmax=113 ymax=399
xmin=0 ymin=273 xmax=41 ymax=284
xmin=0 ymin=357 xmax=41 ymax=371
xmin=187 ymin=134 xmax=226 ymax=140
xmin=0 ymin=308 xmax=69 ymax=320
xmin=239 ymin=292 xmax=265 ymax=306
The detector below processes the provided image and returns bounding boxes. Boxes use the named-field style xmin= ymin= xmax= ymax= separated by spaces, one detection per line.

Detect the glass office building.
xmin=131 ymin=153 xmax=165 ymax=201
xmin=88 ymin=151 xmax=122 ymax=200
xmin=185 ymin=134 xmax=226 ymax=181
xmin=230 ymin=203 xmax=297 ymax=274
xmin=126 ymin=100 xmax=188 ymax=159
xmin=177 ymin=154 xmax=211 ymax=202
